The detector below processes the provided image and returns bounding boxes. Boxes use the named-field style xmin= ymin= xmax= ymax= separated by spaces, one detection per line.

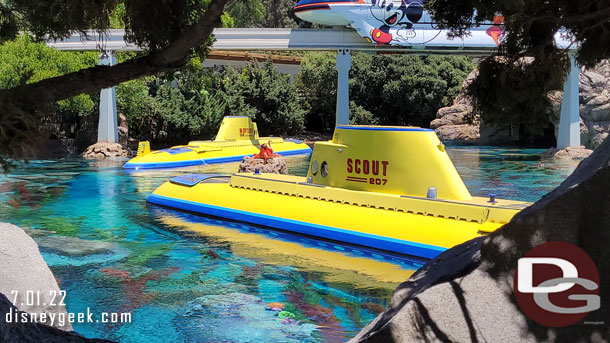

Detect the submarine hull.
xmin=124 ymin=142 xmax=311 ymax=169
xmin=147 ymin=173 xmax=529 ymax=259
xmin=124 ymin=116 xmax=311 ymax=169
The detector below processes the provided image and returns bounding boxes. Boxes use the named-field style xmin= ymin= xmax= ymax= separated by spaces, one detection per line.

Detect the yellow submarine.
xmin=123 ymin=116 xmax=311 ymax=169
xmin=147 ymin=125 xmax=531 ymax=259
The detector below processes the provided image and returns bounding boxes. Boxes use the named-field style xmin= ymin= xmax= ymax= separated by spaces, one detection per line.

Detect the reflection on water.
xmin=0 ymin=147 xmax=577 ymax=342
xmin=447 ymin=147 xmax=577 ymax=202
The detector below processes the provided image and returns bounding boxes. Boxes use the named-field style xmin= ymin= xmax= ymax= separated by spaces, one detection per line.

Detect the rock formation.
xmin=541 ymin=146 xmax=593 ymax=160
xmin=0 ymin=223 xmax=116 ymax=342
xmin=433 ymin=61 xmax=610 ymax=149
xmin=550 ymin=60 xmax=610 ymax=149
xmin=0 ymin=222 xmax=73 ymax=331
xmin=430 ymin=71 xmax=480 ymax=145
xmin=430 ymin=104 xmax=480 ymax=145
xmin=238 ymin=156 xmax=288 ymax=174
xmin=431 ymin=69 xmax=519 ymax=145
xmin=81 ymin=142 xmax=131 ymax=159
xmin=351 ymin=136 xmax=610 ymax=342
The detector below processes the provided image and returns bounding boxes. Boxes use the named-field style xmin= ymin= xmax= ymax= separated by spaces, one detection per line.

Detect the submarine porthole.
xmin=311 ymin=160 xmax=319 ymax=175
xmin=321 ymin=161 xmax=329 ymax=178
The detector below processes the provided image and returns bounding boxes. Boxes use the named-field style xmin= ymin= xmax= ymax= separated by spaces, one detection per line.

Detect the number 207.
xmin=369 ymin=178 xmax=387 ymax=185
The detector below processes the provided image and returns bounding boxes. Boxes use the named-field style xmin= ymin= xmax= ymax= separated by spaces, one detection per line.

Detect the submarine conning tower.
xmin=213 ymin=116 xmax=260 ymax=142
xmin=306 ymin=126 xmax=473 ymax=201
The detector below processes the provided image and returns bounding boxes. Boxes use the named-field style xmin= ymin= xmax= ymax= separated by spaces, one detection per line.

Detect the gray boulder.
xmin=541 ymin=146 xmax=593 ymax=160
xmin=0 ymin=222 xmax=72 ymax=331
xmin=434 ymin=124 xmax=480 ymax=145
xmin=351 ymin=136 xmax=610 ymax=342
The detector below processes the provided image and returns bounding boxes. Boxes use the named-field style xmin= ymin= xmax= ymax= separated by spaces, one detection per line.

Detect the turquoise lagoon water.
xmin=0 ymin=148 xmax=577 ymax=342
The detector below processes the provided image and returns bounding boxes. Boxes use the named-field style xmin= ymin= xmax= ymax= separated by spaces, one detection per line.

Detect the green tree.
xmin=116 ymin=57 xmax=226 ymax=143
xmin=262 ymin=0 xmax=300 ymax=28
xmin=295 ymin=52 xmax=339 ymax=130
xmin=426 ymin=0 xmax=610 ymax=137
xmin=297 ymin=52 xmax=474 ymax=131
xmin=0 ymin=0 xmax=229 ymax=168
xmin=0 ymin=35 xmax=98 ymax=138
xmin=226 ymin=0 xmax=266 ymax=27
xmin=225 ymin=0 xmax=309 ymax=28
xmin=116 ymin=58 xmax=305 ymax=144
xmin=222 ymin=60 xmax=306 ymax=135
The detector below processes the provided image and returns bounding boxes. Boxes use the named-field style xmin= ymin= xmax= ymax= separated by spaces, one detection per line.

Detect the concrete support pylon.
xmin=557 ymin=52 xmax=581 ymax=149
xmin=97 ymin=51 xmax=119 ymax=143
xmin=336 ymin=49 xmax=351 ymax=126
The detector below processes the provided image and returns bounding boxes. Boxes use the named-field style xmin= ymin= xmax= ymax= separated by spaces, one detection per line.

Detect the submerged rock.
xmin=180 ymin=292 xmax=318 ymax=342
xmin=541 ymin=146 xmax=594 ymax=160
xmin=238 ymin=156 xmax=288 ymax=174
xmin=351 ymin=137 xmax=610 ymax=342
xmin=33 ymin=234 xmax=118 ymax=257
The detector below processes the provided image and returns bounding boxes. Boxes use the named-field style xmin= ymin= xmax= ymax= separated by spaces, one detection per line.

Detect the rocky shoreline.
xmin=0 ymin=222 xmax=114 ymax=342
xmin=433 ymin=61 xmax=610 ymax=150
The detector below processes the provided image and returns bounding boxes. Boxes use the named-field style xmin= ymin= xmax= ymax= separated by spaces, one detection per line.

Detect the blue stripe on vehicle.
xmin=335 ymin=126 xmax=433 ymax=132
xmin=123 ymin=159 xmax=206 ymax=169
xmin=147 ymin=193 xmax=446 ymax=259
xmin=123 ymin=147 xmax=312 ymax=169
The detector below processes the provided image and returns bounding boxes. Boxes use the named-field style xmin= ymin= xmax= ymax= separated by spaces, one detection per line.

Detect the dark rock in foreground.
xmin=351 ymin=137 xmax=610 ymax=342
xmin=0 ymin=294 xmax=113 ymax=343
xmin=0 ymin=222 xmax=116 ymax=342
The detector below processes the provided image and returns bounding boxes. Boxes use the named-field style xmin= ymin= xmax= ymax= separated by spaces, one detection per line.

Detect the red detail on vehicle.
xmin=370 ymin=28 xmax=392 ymax=45
xmin=347 ymin=158 xmax=388 ymax=176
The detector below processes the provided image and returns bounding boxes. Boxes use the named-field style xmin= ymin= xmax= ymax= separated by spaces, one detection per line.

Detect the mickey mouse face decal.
xmin=370 ymin=0 xmax=405 ymax=27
